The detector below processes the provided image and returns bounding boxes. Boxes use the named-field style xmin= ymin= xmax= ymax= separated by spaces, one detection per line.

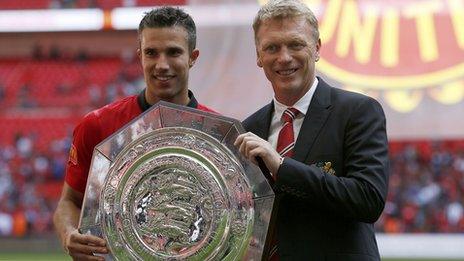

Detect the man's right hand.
xmin=64 ymin=229 xmax=108 ymax=261
xmin=54 ymin=184 xmax=109 ymax=261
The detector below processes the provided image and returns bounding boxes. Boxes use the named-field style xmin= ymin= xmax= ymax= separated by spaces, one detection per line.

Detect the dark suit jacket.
xmin=243 ymin=78 xmax=389 ymax=261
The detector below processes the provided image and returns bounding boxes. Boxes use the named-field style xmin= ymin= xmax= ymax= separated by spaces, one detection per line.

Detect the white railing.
xmin=378 ymin=233 xmax=464 ymax=259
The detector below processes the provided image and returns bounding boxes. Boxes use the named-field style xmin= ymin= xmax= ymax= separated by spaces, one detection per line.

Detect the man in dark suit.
xmin=234 ymin=0 xmax=389 ymax=260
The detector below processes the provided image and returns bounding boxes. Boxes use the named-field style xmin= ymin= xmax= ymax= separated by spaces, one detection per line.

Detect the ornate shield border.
xmin=78 ymin=101 xmax=274 ymax=260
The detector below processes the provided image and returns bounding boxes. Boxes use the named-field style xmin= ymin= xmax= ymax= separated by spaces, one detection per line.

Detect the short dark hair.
xmin=138 ymin=6 xmax=197 ymax=52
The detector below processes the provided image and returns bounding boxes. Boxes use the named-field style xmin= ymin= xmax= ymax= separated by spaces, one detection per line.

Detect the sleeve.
xmin=64 ymin=112 xmax=102 ymax=193
xmin=275 ymin=97 xmax=389 ymax=223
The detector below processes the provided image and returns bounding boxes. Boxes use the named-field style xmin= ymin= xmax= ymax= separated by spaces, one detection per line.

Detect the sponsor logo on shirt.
xmin=68 ymin=144 xmax=78 ymax=165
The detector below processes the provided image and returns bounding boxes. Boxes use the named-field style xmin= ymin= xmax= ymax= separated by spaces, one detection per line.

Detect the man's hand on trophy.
xmin=65 ymin=229 xmax=108 ymax=261
xmin=235 ymin=132 xmax=281 ymax=175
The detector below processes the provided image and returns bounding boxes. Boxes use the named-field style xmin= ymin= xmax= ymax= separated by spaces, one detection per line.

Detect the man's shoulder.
xmin=323 ymin=82 xmax=385 ymax=119
xmin=77 ymin=95 xmax=139 ymax=132
xmin=242 ymin=103 xmax=272 ymax=131
xmin=197 ymin=103 xmax=217 ymax=114
xmin=324 ymin=82 xmax=382 ymax=109
xmin=94 ymin=95 xmax=139 ymax=117
xmin=244 ymin=104 xmax=269 ymax=120
xmin=84 ymin=95 xmax=138 ymax=120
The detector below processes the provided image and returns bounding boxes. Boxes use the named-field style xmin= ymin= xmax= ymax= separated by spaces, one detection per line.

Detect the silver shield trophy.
xmin=78 ymin=102 xmax=275 ymax=260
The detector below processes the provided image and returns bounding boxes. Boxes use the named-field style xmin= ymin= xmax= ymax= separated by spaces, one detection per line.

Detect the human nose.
xmin=276 ymin=46 xmax=292 ymax=63
xmin=155 ymin=54 xmax=169 ymax=71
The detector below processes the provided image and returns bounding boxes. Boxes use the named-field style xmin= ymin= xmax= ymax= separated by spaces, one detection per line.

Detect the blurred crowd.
xmin=375 ymin=142 xmax=464 ymax=233
xmin=1 ymin=135 xmax=463 ymax=236
xmin=0 ymin=134 xmax=70 ymax=237
xmin=0 ymin=55 xmax=143 ymax=237
xmin=0 ymin=46 xmax=144 ymax=112
xmin=0 ymin=0 xmax=185 ymax=10
xmin=1 ymin=53 xmax=463 ymax=237
xmin=47 ymin=0 xmax=160 ymax=9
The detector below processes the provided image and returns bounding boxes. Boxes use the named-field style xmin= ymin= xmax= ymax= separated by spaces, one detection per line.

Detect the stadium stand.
xmin=376 ymin=141 xmax=464 ymax=233
xmin=0 ymin=57 xmax=141 ymax=109
xmin=0 ymin=0 xmax=50 ymax=10
xmin=0 ymin=0 xmax=186 ymax=10
xmin=0 ymin=0 xmax=462 ymax=240
xmin=2 ymin=75 xmax=464 ymax=237
xmin=0 ymin=56 xmax=142 ymax=237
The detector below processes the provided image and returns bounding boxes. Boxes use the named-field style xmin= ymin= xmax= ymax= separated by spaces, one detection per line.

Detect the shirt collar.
xmin=137 ymin=89 xmax=198 ymax=111
xmin=273 ymin=77 xmax=318 ymax=118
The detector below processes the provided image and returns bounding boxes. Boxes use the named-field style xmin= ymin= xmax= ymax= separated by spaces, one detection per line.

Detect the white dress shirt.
xmin=268 ymin=78 xmax=318 ymax=149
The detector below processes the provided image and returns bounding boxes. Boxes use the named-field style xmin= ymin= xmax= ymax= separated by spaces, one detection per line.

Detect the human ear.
xmin=189 ymin=49 xmax=200 ymax=68
xmin=256 ymin=49 xmax=263 ymax=68
xmin=315 ymin=38 xmax=321 ymax=61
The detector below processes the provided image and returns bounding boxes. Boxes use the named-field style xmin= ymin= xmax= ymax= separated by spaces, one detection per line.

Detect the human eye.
xmin=144 ymin=49 xmax=156 ymax=57
xmin=168 ymin=48 xmax=183 ymax=57
xmin=289 ymin=42 xmax=305 ymax=50
xmin=264 ymin=44 xmax=278 ymax=53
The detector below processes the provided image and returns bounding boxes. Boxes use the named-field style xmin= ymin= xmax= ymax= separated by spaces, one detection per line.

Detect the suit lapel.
xmin=251 ymin=102 xmax=274 ymax=140
xmin=246 ymin=102 xmax=274 ymax=183
xmin=293 ymin=78 xmax=333 ymax=162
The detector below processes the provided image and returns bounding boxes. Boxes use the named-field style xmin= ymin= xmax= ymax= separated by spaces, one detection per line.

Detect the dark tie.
xmin=269 ymin=107 xmax=299 ymax=260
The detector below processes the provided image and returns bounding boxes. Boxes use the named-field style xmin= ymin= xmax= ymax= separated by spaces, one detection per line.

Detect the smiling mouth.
xmin=276 ymin=69 xmax=297 ymax=76
xmin=153 ymin=75 xmax=175 ymax=81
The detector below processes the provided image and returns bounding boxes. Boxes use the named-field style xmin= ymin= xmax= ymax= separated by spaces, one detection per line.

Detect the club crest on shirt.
xmin=316 ymin=161 xmax=335 ymax=176
xmin=68 ymin=144 xmax=78 ymax=165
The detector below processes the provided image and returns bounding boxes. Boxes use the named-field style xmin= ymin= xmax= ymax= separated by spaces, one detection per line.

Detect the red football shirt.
xmin=65 ymin=90 xmax=216 ymax=193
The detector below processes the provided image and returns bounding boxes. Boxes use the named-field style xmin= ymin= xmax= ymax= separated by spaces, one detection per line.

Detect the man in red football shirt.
xmin=53 ymin=7 xmax=215 ymax=260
